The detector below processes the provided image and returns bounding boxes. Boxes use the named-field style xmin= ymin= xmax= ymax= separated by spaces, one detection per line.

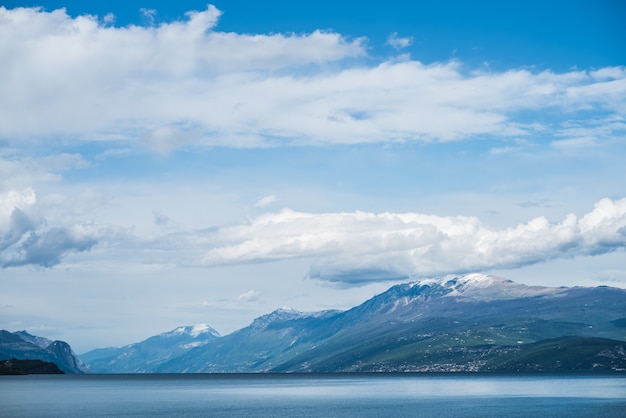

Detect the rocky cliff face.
xmin=0 ymin=330 xmax=85 ymax=374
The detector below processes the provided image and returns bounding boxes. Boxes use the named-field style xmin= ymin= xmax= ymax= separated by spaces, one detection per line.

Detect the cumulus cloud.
xmin=0 ymin=189 xmax=106 ymax=268
xmin=0 ymin=6 xmax=624 ymax=149
xmin=201 ymin=198 xmax=626 ymax=284
xmin=3 ymin=186 xmax=624 ymax=281
xmin=0 ymin=5 xmax=364 ymax=144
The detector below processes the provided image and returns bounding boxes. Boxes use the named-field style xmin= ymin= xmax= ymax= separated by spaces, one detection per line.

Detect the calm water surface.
xmin=1 ymin=374 xmax=625 ymax=417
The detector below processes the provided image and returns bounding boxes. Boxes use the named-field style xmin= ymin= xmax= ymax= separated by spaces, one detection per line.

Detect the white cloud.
xmin=102 ymin=12 xmax=115 ymax=26
xmin=0 ymin=5 xmax=365 ymax=142
xmin=551 ymin=136 xmax=598 ymax=150
xmin=202 ymin=289 xmax=262 ymax=309
xmin=201 ymin=198 xmax=626 ymax=284
xmin=0 ymin=6 xmax=624 ymax=150
xmin=0 ymin=188 xmax=112 ymax=268
xmin=590 ymin=67 xmax=626 ymax=81
xmin=254 ymin=195 xmax=277 ymax=208
xmin=551 ymin=116 xmax=626 ymax=150
xmin=235 ymin=290 xmax=261 ymax=302
xmin=139 ymin=8 xmax=157 ymax=26
xmin=0 ymin=189 xmax=36 ymax=222
xmin=0 ymin=151 xmax=88 ymax=190
xmin=489 ymin=138 xmax=536 ymax=155
xmin=2 ymin=183 xmax=624 ymax=285
xmin=139 ymin=125 xmax=201 ymax=154
xmin=386 ymin=32 xmax=413 ymax=49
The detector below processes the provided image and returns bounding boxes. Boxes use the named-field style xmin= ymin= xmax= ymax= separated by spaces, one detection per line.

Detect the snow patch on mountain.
xmin=190 ymin=324 xmax=217 ymax=338
xmin=167 ymin=324 xmax=220 ymax=338
xmin=181 ymin=341 xmax=207 ymax=349
xmin=420 ymin=273 xmax=568 ymax=301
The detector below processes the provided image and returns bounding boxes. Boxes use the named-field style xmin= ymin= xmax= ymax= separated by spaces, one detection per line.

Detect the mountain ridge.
xmin=144 ymin=275 xmax=625 ymax=373
xmin=0 ymin=330 xmax=85 ymax=373
xmin=55 ymin=275 xmax=626 ymax=373
xmin=80 ymin=323 xmax=221 ymax=373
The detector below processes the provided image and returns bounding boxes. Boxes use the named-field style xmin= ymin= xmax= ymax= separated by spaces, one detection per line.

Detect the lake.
xmin=1 ymin=374 xmax=625 ymax=417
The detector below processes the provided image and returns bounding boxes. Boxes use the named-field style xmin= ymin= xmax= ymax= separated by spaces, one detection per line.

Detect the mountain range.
xmin=0 ymin=330 xmax=85 ymax=373
xmin=77 ymin=274 xmax=626 ymax=373
xmin=80 ymin=324 xmax=221 ymax=373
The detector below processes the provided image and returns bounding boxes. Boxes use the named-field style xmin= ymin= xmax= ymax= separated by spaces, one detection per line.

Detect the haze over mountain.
xmin=80 ymin=275 xmax=626 ymax=373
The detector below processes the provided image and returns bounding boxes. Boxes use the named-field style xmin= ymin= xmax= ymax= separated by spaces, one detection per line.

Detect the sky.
xmin=1 ymin=0 xmax=625 ymax=353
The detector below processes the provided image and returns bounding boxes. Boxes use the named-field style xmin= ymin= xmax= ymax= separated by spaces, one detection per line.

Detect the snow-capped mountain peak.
xmin=189 ymin=324 xmax=214 ymax=337
xmin=440 ymin=274 xmax=565 ymax=300
xmin=405 ymin=274 xmax=567 ymax=302
xmin=167 ymin=324 xmax=220 ymax=338
xmin=444 ymin=274 xmax=509 ymax=293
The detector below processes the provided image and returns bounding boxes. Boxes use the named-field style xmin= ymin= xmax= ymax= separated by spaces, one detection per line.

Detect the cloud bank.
xmin=2 ymin=5 xmax=625 ymax=281
xmin=203 ymin=198 xmax=626 ymax=284
xmin=2 ymin=185 xmax=625 ymax=284
xmin=1 ymin=5 xmax=625 ymax=149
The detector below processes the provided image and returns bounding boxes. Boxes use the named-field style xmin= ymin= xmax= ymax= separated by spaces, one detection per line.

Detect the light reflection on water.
xmin=181 ymin=374 xmax=625 ymax=398
xmin=1 ymin=374 xmax=625 ymax=417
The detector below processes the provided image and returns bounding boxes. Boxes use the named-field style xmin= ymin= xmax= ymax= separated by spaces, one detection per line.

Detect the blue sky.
xmin=1 ymin=1 xmax=625 ymax=352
